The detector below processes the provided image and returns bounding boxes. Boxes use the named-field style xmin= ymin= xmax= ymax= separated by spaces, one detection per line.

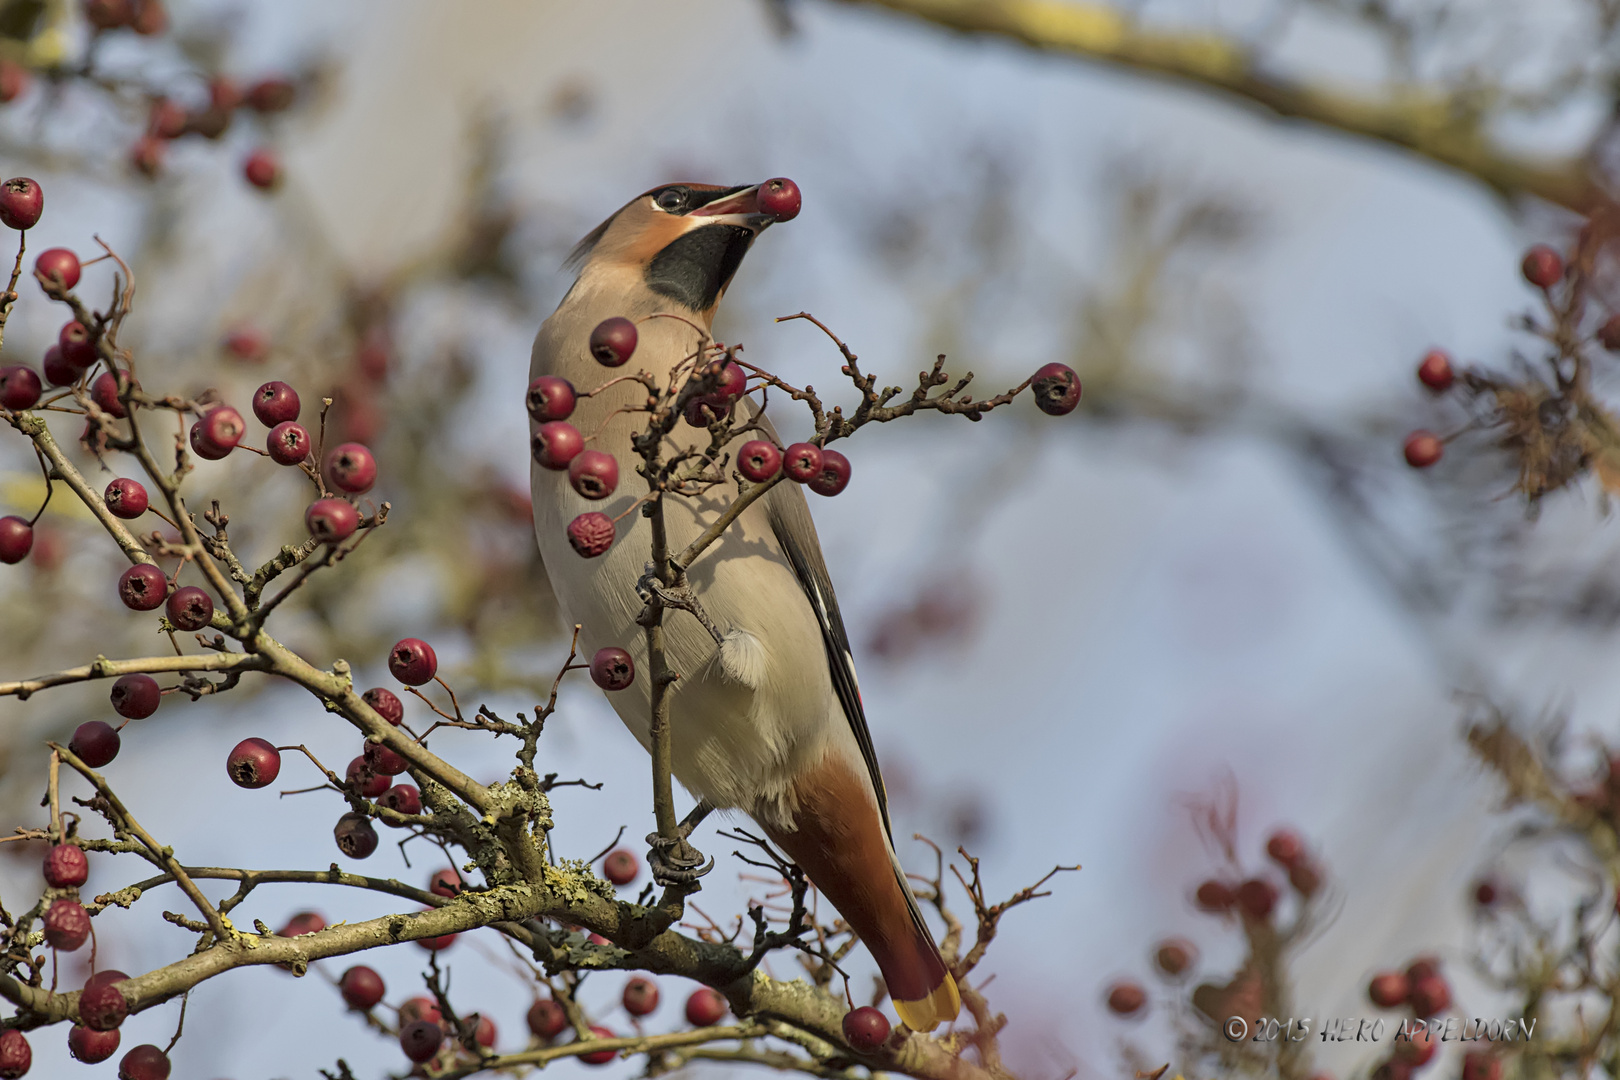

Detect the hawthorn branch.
xmin=0 ymin=651 xmax=268 ymax=700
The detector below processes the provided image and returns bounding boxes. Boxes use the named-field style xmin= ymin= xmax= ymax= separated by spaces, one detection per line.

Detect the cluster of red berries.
xmin=516 ymin=984 xmax=727 ymax=1067
xmin=126 ymin=57 xmax=295 ymax=183
xmin=1365 ymin=957 xmax=1458 ymax=1079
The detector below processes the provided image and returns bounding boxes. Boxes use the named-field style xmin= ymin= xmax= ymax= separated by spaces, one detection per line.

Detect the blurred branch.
xmin=829 ymin=0 xmax=1600 ymax=211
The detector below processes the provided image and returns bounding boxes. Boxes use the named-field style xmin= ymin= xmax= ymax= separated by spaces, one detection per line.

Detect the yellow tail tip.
xmin=893 ymin=973 xmax=961 ymax=1032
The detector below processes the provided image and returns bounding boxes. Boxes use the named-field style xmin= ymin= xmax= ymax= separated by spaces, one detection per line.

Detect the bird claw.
xmin=646 ymin=830 xmax=714 ymax=888
xmin=636 ymin=564 xmax=725 ymax=645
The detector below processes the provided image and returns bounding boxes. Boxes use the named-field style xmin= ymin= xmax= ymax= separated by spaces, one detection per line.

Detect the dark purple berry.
xmin=69 ymin=1024 xmax=119 ymax=1063
xmin=110 ymin=673 xmax=160 ymax=719
xmin=306 ymin=498 xmax=360 ymax=543
xmin=195 ymin=405 xmax=244 ymax=456
xmin=164 ymin=585 xmax=213 ymax=631
xmin=590 ymin=646 xmax=634 ymax=690
xmin=567 ymin=512 xmax=614 ymax=557
xmin=0 ymin=516 xmax=31 ymax=563
xmin=77 ymin=979 xmax=128 ymax=1031
xmin=267 ymin=420 xmax=310 ymax=465
xmin=43 ymin=844 xmax=88 ymax=888
xmin=59 ymin=321 xmax=96 ymax=369
xmin=70 ymin=721 xmax=120 ymax=768
xmin=0 ymin=366 xmax=41 ymax=410
xmin=339 ymin=965 xmax=385 ymax=1010
xmin=807 ymin=448 xmax=850 ymax=496
xmin=188 ymin=423 xmax=228 ymax=460
xmin=399 ymin=1019 xmax=442 ymax=1063
xmin=325 ymin=442 xmax=376 ymax=494
xmin=782 ymin=443 xmax=822 ymax=483
xmin=91 ymin=371 xmax=134 ymax=417
xmin=362 ymin=687 xmax=403 ymax=724
xmin=589 ymin=317 xmax=637 ymax=366
xmin=252 ymin=380 xmax=299 ymax=425
xmin=226 ymin=737 xmax=280 ymax=788
xmin=117 ymin=563 xmax=167 ymax=610
xmin=1031 ymin=362 xmax=1082 ymax=416
xmin=568 ymin=449 xmax=618 ymax=500
xmin=842 ymin=1005 xmax=889 ymax=1050
xmin=117 ymin=1043 xmax=170 ymax=1080
xmin=0 ymin=176 xmax=42 ymax=230
xmin=388 ymin=638 xmax=437 ymax=685
xmin=334 ymin=812 xmax=378 ymax=859
xmin=526 ymin=375 xmax=576 ymax=422
xmin=42 ymin=346 xmax=76 ymax=388
xmin=362 ymin=740 xmax=407 ymax=776
xmin=345 ymin=756 xmax=388 ymax=798
xmin=104 ymin=478 xmax=148 ymax=519
xmin=531 ymin=421 xmax=584 ymax=470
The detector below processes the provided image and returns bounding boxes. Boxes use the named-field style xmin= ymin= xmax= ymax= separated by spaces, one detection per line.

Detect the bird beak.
xmin=688 ymin=185 xmax=773 ymax=231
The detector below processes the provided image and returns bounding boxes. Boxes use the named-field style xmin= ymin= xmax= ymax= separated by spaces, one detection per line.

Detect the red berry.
xmin=91 ymin=371 xmax=134 ymax=417
xmin=306 ymin=498 xmax=360 ymax=544
xmin=590 ymin=646 xmax=634 ymax=691
xmin=78 ymin=979 xmax=128 ymax=1030
xmin=684 ymin=395 xmax=729 ymax=427
xmin=42 ymin=346 xmax=76 ymax=388
xmin=532 ymin=421 xmax=584 ymax=470
xmin=104 ymin=478 xmax=148 ymax=519
xmin=223 ymin=324 xmax=268 ymax=362
xmin=1031 ymin=362 xmax=1082 ymax=416
xmin=1237 ymin=878 xmax=1278 ymax=920
xmin=399 ymin=996 xmax=441 ymax=1027
xmin=43 ymin=898 xmax=90 ymax=950
xmin=429 ymin=868 xmax=461 ymax=897
xmin=0 ymin=366 xmax=41 ymax=410
xmin=622 ymin=976 xmax=659 ymax=1017
xmin=589 ymin=317 xmax=637 ymax=366
xmin=567 ymin=512 xmax=615 ymax=557
xmin=0 ymin=516 xmax=31 ymax=564
xmin=334 ymin=812 xmax=378 ymax=859
xmin=579 ymin=1027 xmax=618 ymax=1066
xmin=147 ymin=97 xmax=185 ymax=139
xmin=227 ymin=737 xmax=280 ymax=788
xmin=1409 ymin=973 xmax=1450 ymax=1016
xmin=526 ymin=375 xmax=576 ymax=422
xmin=0 ymin=177 xmax=42 ymax=230
xmin=1193 ymin=879 xmax=1232 ymax=912
xmin=684 ymin=987 xmax=726 ymax=1026
xmin=84 ymin=0 xmax=133 ymax=29
xmin=267 ymin=421 xmax=311 ymax=465
xmin=842 ymin=1005 xmax=890 ymax=1049
xmin=1406 ymin=956 xmax=1440 ymax=983
xmin=363 ymin=740 xmax=407 ymax=777
xmin=165 ymin=585 xmax=214 ymax=631
xmin=130 ymin=0 xmax=165 ymax=34
xmin=252 ymin=380 xmax=300 ymax=425
xmin=782 ymin=442 xmax=822 ymax=483
xmin=1600 ymin=315 xmax=1620 ymax=352
xmin=69 ymin=1024 xmax=119 ymax=1063
xmin=568 ymin=449 xmax=619 ymax=500
xmin=1521 ymin=244 xmax=1563 ymax=289
xmin=1462 ymin=1053 xmax=1502 ymax=1080
xmin=70 ymin=721 xmax=120 ymax=768
xmin=242 ymin=148 xmax=281 ymax=190
xmin=1404 ymin=431 xmax=1443 ymax=468
xmin=808 ymin=448 xmax=851 ymax=497
xmin=1265 ymin=829 xmax=1306 ymax=867
xmin=1395 ymin=1027 xmax=1437 ymax=1066
xmin=1368 ymin=971 xmax=1409 ymax=1008
xmin=43 ymin=844 xmax=88 ymax=888
xmin=278 ymin=911 xmax=324 ymax=936
xmin=389 ymin=637 xmax=438 ymax=685
xmin=128 ymin=135 xmax=165 ymax=178
xmin=527 ymin=999 xmax=568 ymax=1040
xmin=1153 ymin=938 xmax=1196 ymax=977
xmin=346 ymin=756 xmax=388 ymax=798
xmin=1416 ymin=350 xmax=1454 ymax=392
xmin=415 ymin=925 xmax=458 ymax=952
xmin=1105 ymin=981 xmax=1147 ymax=1017
xmin=110 ymin=673 xmax=160 ymax=719
xmin=379 ymin=783 xmax=421 ymax=816
xmin=1474 ymin=880 xmax=1498 ymax=906
xmin=117 ymin=563 xmax=166 ymax=610
xmin=60 ymin=321 xmax=97 ymax=369
xmin=325 ymin=442 xmax=377 ymax=494
xmin=35 ymin=248 xmax=80 ymax=291
xmin=737 ymin=440 xmax=780 ymax=482
xmin=707 ymin=360 xmax=747 ymax=402
xmin=400 ymin=1020 xmax=442 ymax=1064
xmin=197 ymin=405 xmax=245 ymax=455
xmin=0 ymin=60 xmax=28 ymax=104
xmin=1288 ymin=860 xmax=1322 ymax=896
xmin=363 ymin=687 xmax=404 ymax=724
xmin=473 ymin=1014 xmax=497 ymax=1048
xmin=246 ymin=78 xmax=296 ymax=112
xmin=338 ymin=965 xmax=385 ymax=1010
xmin=86 ymin=969 xmax=129 ymax=990
xmin=0 ymin=1029 xmax=26 ymax=1079
xmin=602 ymin=848 xmax=638 ymax=886
xmin=757 ymin=177 xmax=801 ymax=222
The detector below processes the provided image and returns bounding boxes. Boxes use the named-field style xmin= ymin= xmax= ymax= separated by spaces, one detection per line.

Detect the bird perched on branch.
xmin=528 ymin=181 xmax=960 ymax=1031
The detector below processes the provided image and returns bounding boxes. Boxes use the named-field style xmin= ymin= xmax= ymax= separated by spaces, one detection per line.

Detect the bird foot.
xmin=636 ymin=564 xmax=725 ymax=645
xmin=646 ymin=830 xmax=714 ymax=888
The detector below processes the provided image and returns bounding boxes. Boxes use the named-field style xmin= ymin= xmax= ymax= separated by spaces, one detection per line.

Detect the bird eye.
xmin=654 ymin=188 xmax=686 ymax=212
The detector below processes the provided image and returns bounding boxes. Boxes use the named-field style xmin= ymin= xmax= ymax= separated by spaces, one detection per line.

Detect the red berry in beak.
xmin=334 ymin=812 xmax=378 ymax=859
xmin=526 ymin=375 xmax=576 ymax=422
xmin=35 ymin=247 xmax=80 ymax=291
xmin=808 ymin=448 xmax=850 ymax=496
xmin=0 ymin=365 xmax=41 ymax=409
xmin=783 ymin=443 xmax=823 ymax=483
xmin=589 ymin=317 xmax=637 ymax=366
xmin=842 ymin=1005 xmax=890 ymax=1049
xmin=118 ymin=563 xmax=167 ymax=610
xmin=532 ymin=421 xmax=584 ymax=470
xmin=758 ymin=177 xmax=801 ymax=222
xmin=165 ymin=585 xmax=214 ymax=631
xmin=0 ymin=176 xmax=42 ymax=230
xmin=227 ymin=737 xmax=280 ymax=788
xmin=1404 ymin=431 xmax=1443 ymax=468
xmin=267 ymin=420 xmax=311 ymax=465
xmin=70 ymin=721 xmax=120 ymax=768
xmin=1031 ymin=362 xmax=1081 ymax=416
xmin=306 ymin=498 xmax=360 ymax=543
xmin=389 ymin=637 xmax=438 ymax=685
xmin=590 ymin=646 xmax=634 ymax=690
xmin=567 ymin=511 xmax=615 ymax=557
xmin=110 ymin=673 xmax=160 ymax=719
xmin=568 ymin=449 xmax=619 ymax=500
xmin=325 ymin=442 xmax=377 ymax=493
xmin=0 ymin=516 xmax=32 ymax=563
xmin=104 ymin=478 xmax=148 ymax=519
xmin=252 ymin=380 xmax=300 ymax=425
xmin=738 ymin=440 xmax=780 ymax=482
xmin=1416 ymin=349 xmax=1454 ymax=392
xmin=1521 ymin=244 xmax=1563 ymax=289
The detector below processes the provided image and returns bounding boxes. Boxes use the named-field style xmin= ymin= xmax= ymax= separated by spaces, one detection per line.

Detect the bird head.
xmin=566 ymin=180 xmax=800 ymax=323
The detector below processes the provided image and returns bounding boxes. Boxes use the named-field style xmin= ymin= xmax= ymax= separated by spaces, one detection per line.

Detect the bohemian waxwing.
xmin=528 ymin=182 xmax=960 ymax=1031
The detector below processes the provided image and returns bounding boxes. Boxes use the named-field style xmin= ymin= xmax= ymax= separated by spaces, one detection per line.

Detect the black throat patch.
xmin=645 ymin=224 xmax=756 ymax=311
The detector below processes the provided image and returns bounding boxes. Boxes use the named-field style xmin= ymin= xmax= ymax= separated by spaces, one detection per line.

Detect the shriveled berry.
xmin=590 ymin=646 xmax=634 ymax=691
xmin=345 ymin=757 xmax=388 ymax=798
xmin=1105 ymin=981 xmax=1146 ymax=1016
xmin=165 ymin=585 xmax=213 ymax=631
xmin=568 ymin=449 xmax=619 ymax=500
xmin=0 ymin=1029 xmax=26 ymax=1078
xmin=589 ymin=317 xmax=637 ymax=366
xmin=104 ymin=478 xmax=148 ymax=519
xmin=1409 ymin=972 xmax=1450 ymax=1016
xmin=246 ymin=77 xmax=295 ymax=112
xmin=70 ymin=721 xmax=120 ymax=768
xmin=782 ymin=442 xmax=822 ymax=483
xmin=252 ymin=380 xmax=300 ymax=425
xmin=242 ymin=148 xmax=281 ymax=190
xmin=1600 ymin=315 xmax=1620 ymax=352
xmin=808 ymin=448 xmax=850 ymax=497
xmin=363 ymin=740 xmax=407 ymax=776
xmin=0 ymin=176 xmax=42 ymax=230
xmin=339 ymin=965 xmax=385 ymax=1010
xmin=0 ymin=366 xmax=41 ymax=410
xmin=1417 ymin=350 xmax=1454 ymax=392
xmin=1237 ymin=878 xmax=1277 ymax=920
xmin=117 ymin=563 xmax=167 ymax=610
xmin=325 ymin=442 xmax=377 ymax=493
xmin=1522 ymin=244 xmax=1563 ymax=289
xmin=278 ymin=911 xmax=324 ymax=937
xmin=363 ymin=687 xmax=404 ymax=724
xmin=602 ymin=848 xmax=638 ymax=886
xmin=526 ymin=375 xmax=576 ymax=422
xmin=226 ymin=737 xmax=280 ymax=788
xmin=685 ymin=987 xmax=726 ymax=1026
xmin=1153 ymin=938 xmax=1196 ymax=978
xmin=0 ymin=516 xmax=31 ymax=564
xmin=91 ymin=371 xmax=133 ymax=417
xmin=758 ymin=177 xmax=801 ymax=222
xmin=69 ymin=1024 xmax=119 ymax=1063
xmin=842 ymin=1005 xmax=890 ymax=1049
xmin=567 ymin=512 xmax=615 ymax=557
xmin=267 ymin=420 xmax=311 ymax=465
xmin=389 ymin=637 xmax=437 ymax=685
xmin=623 ymin=976 xmax=659 ymax=1016
xmin=110 ymin=673 xmax=160 ymax=719
xmin=59 ymin=321 xmax=97 ymax=369
xmin=379 ymin=783 xmax=421 ymax=817
xmin=43 ymin=844 xmax=89 ymax=888
xmin=1194 ymin=879 xmax=1232 ymax=912
xmin=78 ymin=979 xmax=128 ymax=1030
xmin=44 ymin=898 xmax=90 ymax=950
xmin=527 ymin=998 xmax=568 ymax=1040
xmin=196 ymin=405 xmax=245 ymax=455
xmin=334 ymin=812 xmax=378 ymax=859
xmin=531 ymin=421 xmax=584 ymax=470
xmin=35 ymin=248 xmax=80 ymax=291
xmin=1031 ymin=362 xmax=1082 ymax=416
xmin=306 ymin=498 xmax=360 ymax=543
xmin=737 ymin=440 xmax=780 ymax=482
xmin=1368 ymin=971 xmax=1409 ymax=1008
xmin=1404 ymin=431 xmax=1443 ymax=468
xmin=579 ymin=1027 xmax=618 ymax=1066
xmin=119 ymin=1043 xmax=170 ymax=1080
xmin=1265 ymin=829 xmax=1305 ymax=867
